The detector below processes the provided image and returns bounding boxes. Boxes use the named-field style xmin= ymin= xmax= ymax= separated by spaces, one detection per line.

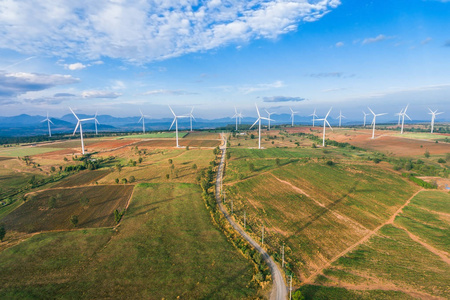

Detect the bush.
xmin=129 ymin=176 xmax=135 ymax=183
xmin=373 ymin=158 xmax=381 ymax=164
xmin=192 ymin=164 xmax=197 ymax=170
xmin=70 ymin=215 xmax=79 ymax=227
xmin=114 ymin=209 xmax=125 ymax=224
xmin=275 ymin=158 xmax=281 ymax=167
xmin=248 ymin=162 xmax=255 ymax=172
xmin=424 ymin=150 xmax=430 ymax=158
xmin=168 ymin=159 xmax=173 ymax=164
xmin=292 ymin=290 xmax=305 ymax=300
xmin=437 ymin=158 xmax=446 ymax=164
xmin=326 ymin=160 xmax=334 ymax=166
xmin=115 ymin=178 xmax=119 ymax=184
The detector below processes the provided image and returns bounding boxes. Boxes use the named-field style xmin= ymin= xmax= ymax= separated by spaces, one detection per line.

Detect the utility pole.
xmin=282 ymin=243 xmax=285 ymax=268
xmin=290 ymin=275 xmax=293 ymax=300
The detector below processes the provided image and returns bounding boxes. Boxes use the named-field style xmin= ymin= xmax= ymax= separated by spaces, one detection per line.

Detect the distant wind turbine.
xmin=94 ymin=112 xmax=100 ymax=135
xmin=250 ymin=104 xmax=273 ymax=149
xmin=188 ymin=107 xmax=196 ymax=132
xmin=362 ymin=111 xmax=370 ymax=127
xmin=309 ymin=108 xmax=318 ymax=127
xmin=368 ymin=107 xmax=387 ymax=139
xmin=138 ymin=109 xmax=149 ymax=134
xmin=400 ymin=104 xmax=411 ymax=134
xmin=394 ymin=108 xmax=404 ymax=126
xmin=169 ymin=106 xmax=188 ymax=147
xmin=41 ymin=112 xmax=54 ymax=137
xmin=315 ymin=108 xmax=333 ymax=147
xmin=428 ymin=108 xmax=444 ymax=133
xmin=289 ymin=107 xmax=298 ymax=126
xmin=264 ymin=109 xmax=275 ymax=130
xmin=70 ymin=108 xmax=95 ymax=154
xmin=336 ymin=110 xmax=346 ymax=127
xmin=232 ymin=107 xmax=240 ymax=131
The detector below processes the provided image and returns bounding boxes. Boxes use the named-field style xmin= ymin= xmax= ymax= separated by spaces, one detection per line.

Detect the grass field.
xmin=0 ymin=147 xmax=64 ymax=157
xmin=1 ymin=185 xmax=133 ymax=232
xmin=0 ymin=183 xmax=257 ymax=299
xmin=119 ymin=132 xmax=188 ymax=139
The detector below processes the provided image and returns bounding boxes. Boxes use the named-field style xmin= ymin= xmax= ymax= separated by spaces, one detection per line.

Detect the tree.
xmin=168 ymin=159 xmax=173 ymax=164
xmin=292 ymin=290 xmax=305 ymax=300
xmin=166 ymin=174 xmax=170 ymax=179
xmin=424 ymin=150 xmax=430 ymax=158
xmin=192 ymin=163 xmax=197 ymax=170
xmin=0 ymin=223 xmax=5 ymax=242
xmin=248 ymin=162 xmax=255 ymax=172
xmin=70 ymin=215 xmax=79 ymax=227
xmin=50 ymin=166 xmax=56 ymax=172
xmin=48 ymin=196 xmax=56 ymax=209
xmin=116 ymin=163 xmax=123 ymax=173
xmin=121 ymin=178 xmax=128 ymax=184
xmin=115 ymin=178 xmax=119 ymax=184
xmin=138 ymin=157 xmax=143 ymax=164
xmin=129 ymin=176 xmax=135 ymax=183
xmin=275 ymin=158 xmax=281 ymax=167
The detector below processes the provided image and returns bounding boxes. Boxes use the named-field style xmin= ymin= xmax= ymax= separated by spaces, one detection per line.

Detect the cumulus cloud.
xmin=263 ymin=96 xmax=305 ymax=102
xmin=0 ymin=71 xmax=79 ymax=98
xmin=64 ymin=62 xmax=87 ymax=70
xmin=335 ymin=41 xmax=344 ymax=47
xmin=362 ymin=34 xmax=393 ymax=45
xmin=240 ymin=80 xmax=284 ymax=94
xmin=0 ymin=0 xmax=341 ymax=62
xmin=82 ymin=90 xmax=122 ymax=98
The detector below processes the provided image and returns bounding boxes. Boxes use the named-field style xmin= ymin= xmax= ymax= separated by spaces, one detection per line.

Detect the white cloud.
xmin=421 ymin=37 xmax=432 ymax=45
xmin=0 ymin=0 xmax=341 ymax=62
xmin=0 ymin=71 xmax=79 ymax=98
xmin=143 ymin=89 xmax=195 ymax=96
xmin=240 ymin=80 xmax=285 ymax=94
xmin=82 ymin=90 xmax=122 ymax=98
xmin=64 ymin=62 xmax=87 ymax=70
xmin=362 ymin=34 xmax=394 ymax=45
xmin=335 ymin=41 xmax=344 ymax=47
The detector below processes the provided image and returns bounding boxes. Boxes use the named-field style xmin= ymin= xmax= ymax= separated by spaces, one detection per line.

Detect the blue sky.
xmin=0 ymin=0 xmax=449 ymax=122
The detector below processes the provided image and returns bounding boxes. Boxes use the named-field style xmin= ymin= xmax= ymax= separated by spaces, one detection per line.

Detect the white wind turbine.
xmin=188 ymin=106 xmax=196 ymax=132
xmin=336 ymin=110 xmax=346 ymax=127
xmin=94 ymin=112 xmax=100 ymax=135
xmin=309 ymin=108 xmax=318 ymax=127
xmin=428 ymin=108 xmax=444 ymax=133
xmin=41 ymin=112 xmax=54 ymax=137
xmin=368 ymin=107 xmax=387 ymax=139
xmin=394 ymin=108 xmax=404 ymax=126
xmin=250 ymin=104 xmax=273 ymax=149
xmin=70 ymin=108 xmax=95 ymax=155
xmin=169 ymin=106 xmax=188 ymax=147
xmin=362 ymin=111 xmax=370 ymax=127
xmin=232 ymin=107 xmax=240 ymax=131
xmin=289 ymin=107 xmax=298 ymax=126
xmin=138 ymin=109 xmax=149 ymax=134
xmin=264 ymin=109 xmax=275 ymax=130
xmin=315 ymin=108 xmax=333 ymax=147
xmin=400 ymin=104 xmax=411 ymax=134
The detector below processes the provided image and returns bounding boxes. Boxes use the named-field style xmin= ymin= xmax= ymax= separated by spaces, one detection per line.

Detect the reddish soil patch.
xmin=34 ymin=148 xmax=77 ymax=158
xmin=2 ymin=185 xmax=134 ymax=233
xmin=137 ymin=139 xmax=220 ymax=148
xmin=53 ymin=169 xmax=111 ymax=188
xmin=88 ymin=139 xmax=139 ymax=151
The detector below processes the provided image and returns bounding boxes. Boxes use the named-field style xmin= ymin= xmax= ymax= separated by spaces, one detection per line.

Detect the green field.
xmin=118 ymin=132 xmax=188 ymax=139
xmin=392 ymin=132 xmax=450 ymax=141
xmin=0 ymin=183 xmax=257 ymax=299
xmin=0 ymin=147 xmax=64 ymax=157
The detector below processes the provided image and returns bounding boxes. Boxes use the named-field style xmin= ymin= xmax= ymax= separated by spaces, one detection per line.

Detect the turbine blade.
xmin=168 ymin=105 xmax=176 ymax=117
xmin=325 ymin=107 xmax=332 ymax=118
xmin=69 ymin=107 xmax=79 ymax=120
xmin=367 ymin=107 xmax=375 ymax=115
xmin=250 ymin=118 xmax=259 ymax=129
xmin=49 ymin=119 xmax=54 ymax=125
xmin=73 ymin=122 xmax=80 ymax=135
xmin=169 ymin=117 xmax=176 ymax=130
xmin=405 ymin=113 xmax=412 ymax=121
xmin=326 ymin=120 xmax=333 ymax=131
xmin=255 ymin=103 xmax=260 ymax=118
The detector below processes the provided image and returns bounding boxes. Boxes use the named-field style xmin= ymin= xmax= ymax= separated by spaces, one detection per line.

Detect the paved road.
xmin=215 ymin=135 xmax=287 ymax=300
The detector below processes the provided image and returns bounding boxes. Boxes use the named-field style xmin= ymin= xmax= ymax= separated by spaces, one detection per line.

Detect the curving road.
xmin=215 ymin=134 xmax=287 ymax=300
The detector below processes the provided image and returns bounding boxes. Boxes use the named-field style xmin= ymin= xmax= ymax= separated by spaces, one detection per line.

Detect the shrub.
xmin=373 ymin=158 xmax=381 ymax=164
xmin=437 ymin=158 xmax=446 ymax=164
xmin=115 ymin=178 xmax=119 ymax=184
xmin=424 ymin=150 xmax=430 ymax=158
xmin=121 ymin=178 xmax=128 ymax=184
xmin=248 ymin=162 xmax=255 ymax=172
xmin=192 ymin=164 xmax=197 ymax=170
xmin=70 ymin=215 xmax=79 ymax=227
xmin=168 ymin=159 xmax=173 ymax=164
xmin=275 ymin=158 xmax=281 ymax=167
xmin=129 ymin=176 xmax=135 ymax=183
xmin=138 ymin=157 xmax=143 ymax=164
xmin=326 ymin=160 xmax=334 ymax=166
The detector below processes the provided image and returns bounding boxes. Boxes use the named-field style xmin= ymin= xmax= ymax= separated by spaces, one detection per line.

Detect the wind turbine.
xmin=362 ymin=111 xmax=370 ymax=127
xmin=138 ymin=109 xmax=150 ymax=134
xmin=70 ymin=108 xmax=95 ymax=155
xmin=336 ymin=110 xmax=346 ymax=127
xmin=309 ymin=108 xmax=318 ymax=127
xmin=188 ymin=107 xmax=196 ymax=132
xmin=232 ymin=107 xmax=240 ymax=131
xmin=315 ymin=108 xmax=333 ymax=147
xmin=94 ymin=112 xmax=100 ymax=135
xmin=289 ymin=107 xmax=298 ymax=126
xmin=41 ymin=112 xmax=54 ymax=137
xmin=250 ymin=104 xmax=272 ymax=149
xmin=169 ymin=106 xmax=188 ymax=147
xmin=400 ymin=104 xmax=411 ymax=134
xmin=394 ymin=108 xmax=404 ymax=126
xmin=264 ymin=109 xmax=275 ymax=130
xmin=368 ymin=107 xmax=387 ymax=139
xmin=428 ymin=108 xmax=444 ymax=133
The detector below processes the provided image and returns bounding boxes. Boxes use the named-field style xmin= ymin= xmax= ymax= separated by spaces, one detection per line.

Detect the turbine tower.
xmin=400 ymin=104 xmax=411 ymax=134
xmin=309 ymin=108 xmax=318 ymax=127
xmin=94 ymin=112 xmax=100 ymax=135
xmin=428 ymin=108 xmax=444 ymax=133
xmin=138 ymin=109 xmax=149 ymax=134
xmin=169 ymin=106 xmax=188 ymax=147
xmin=250 ymin=104 xmax=272 ymax=149
xmin=264 ymin=109 xmax=275 ymax=130
xmin=315 ymin=108 xmax=333 ymax=147
xmin=362 ymin=111 xmax=370 ymax=127
xmin=368 ymin=107 xmax=387 ymax=139
xmin=188 ymin=106 xmax=196 ymax=132
xmin=336 ymin=110 xmax=346 ymax=127
xmin=41 ymin=112 xmax=54 ymax=137
xmin=289 ymin=107 xmax=298 ymax=126
xmin=232 ymin=107 xmax=240 ymax=131
xmin=70 ymin=108 xmax=94 ymax=155
xmin=394 ymin=108 xmax=404 ymax=126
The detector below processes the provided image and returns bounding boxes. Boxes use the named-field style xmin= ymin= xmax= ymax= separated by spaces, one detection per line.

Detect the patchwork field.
xmin=0 ymin=147 xmax=64 ymax=157
xmin=52 ymin=169 xmax=111 ymax=188
xmin=0 ymin=183 xmax=257 ymax=299
xmin=137 ymin=139 xmax=220 ymax=148
xmin=119 ymin=132 xmax=188 ymax=139
xmin=1 ymin=185 xmax=133 ymax=232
